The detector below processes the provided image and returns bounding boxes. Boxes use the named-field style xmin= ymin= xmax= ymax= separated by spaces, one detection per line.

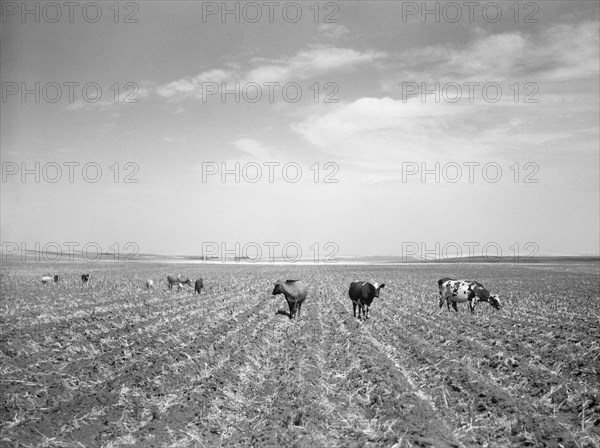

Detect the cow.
xmin=167 ymin=274 xmax=192 ymax=291
xmin=81 ymin=274 xmax=90 ymax=283
xmin=438 ymin=279 xmax=501 ymax=314
xmin=348 ymin=281 xmax=386 ymax=319
xmin=146 ymin=279 xmax=154 ymax=289
xmin=194 ymin=278 xmax=204 ymax=295
xmin=272 ymin=279 xmax=307 ymax=319
xmin=41 ymin=275 xmax=59 ymax=284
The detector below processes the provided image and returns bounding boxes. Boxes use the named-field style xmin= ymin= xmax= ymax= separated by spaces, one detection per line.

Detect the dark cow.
xmin=167 ymin=274 xmax=192 ymax=290
xmin=81 ymin=274 xmax=90 ymax=283
xmin=194 ymin=278 xmax=204 ymax=295
xmin=348 ymin=281 xmax=386 ymax=319
xmin=272 ymin=279 xmax=307 ymax=319
xmin=41 ymin=275 xmax=59 ymax=284
xmin=438 ymin=279 xmax=501 ymax=314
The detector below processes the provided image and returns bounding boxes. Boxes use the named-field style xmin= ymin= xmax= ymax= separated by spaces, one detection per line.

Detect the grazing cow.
xmin=167 ymin=274 xmax=192 ymax=291
xmin=194 ymin=278 xmax=204 ymax=295
xmin=146 ymin=279 xmax=154 ymax=289
xmin=81 ymin=274 xmax=90 ymax=283
xmin=272 ymin=279 xmax=307 ymax=319
xmin=348 ymin=281 xmax=386 ymax=319
xmin=438 ymin=279 xmax=501 ymax=314
xmin=41 ymin=275 xmax=59 ymax=284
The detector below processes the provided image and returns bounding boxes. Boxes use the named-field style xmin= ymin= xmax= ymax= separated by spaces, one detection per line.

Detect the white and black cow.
xmin=167 ymin=274 xmax=192 ymax=291
xmin=146 ymin=279 xmax=154 ymax=289
xmin=272 ymin=279 xmax=307 ymax=319
xmin=81 ymin=274 xmax=90 ymax=284
xmin=438 ymin=278 xmax=501 ymax=314
xmin=348 ymin=281 xmax=386 ymax=319
xmin=42 ymin=275 xmax=59 ymax=284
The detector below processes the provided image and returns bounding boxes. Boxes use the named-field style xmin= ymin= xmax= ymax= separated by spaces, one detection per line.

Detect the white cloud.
xmin=291 ymin=96 xmax=462 ymax=147
xmin=156 ymin=69 xmax=236 ymax=99
xmin=317 ymin=23 xmax=350 ymax=40
xmin=246 ymin=45 xmax=384 ymax=83
xmin=384 ymin=21 xmax=599 ymax=85
xmin=232 ymin=138 xmax=278 ymax=160
xmin=64 ymin=85 xmax=150 ymax=112
xmin=155 ymin=45 xmax=385 ymax=101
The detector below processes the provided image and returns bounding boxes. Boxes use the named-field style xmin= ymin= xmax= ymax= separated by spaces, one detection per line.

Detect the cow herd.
xmin=40 ymin=273 xmax=502 ymax=319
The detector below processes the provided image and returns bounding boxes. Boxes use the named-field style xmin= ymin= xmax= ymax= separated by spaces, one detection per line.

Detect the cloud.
xmin=156 ymin=69 xmax=236 ymax=99
xmin=291 ymin=96 xmax=463 ymax=147
xmin=246 ymin=45 xmax=383 ymax=83
xmin=64 ymin=85 xmax=150 ymax=111
xmin=155 ymin=45 xmax=385 ymax=101
xmin=383 ymin=21 xmax=599 ymax=85
xmin=231 ymin=138 xmax=278 ymax=160
xmin=317 ymin=23 xmax=350 ymax=40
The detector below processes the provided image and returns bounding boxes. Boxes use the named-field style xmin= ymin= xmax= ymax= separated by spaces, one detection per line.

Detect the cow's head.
xmin=53 ymin=275 xmax=59 ymax=283
xmin=372 ymin=282 xmax=386 ymax=297
xmin=177 ymin=275 xmax=191 ymax=285
xmin=272 ymin=281 xmax=283 ymax=296
xmin=489 ymin=294 xmax=501 ymax=310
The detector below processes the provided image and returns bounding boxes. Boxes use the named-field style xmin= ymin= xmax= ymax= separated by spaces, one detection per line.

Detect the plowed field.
xmin=1 ymin=262 xmax=599 ymax=447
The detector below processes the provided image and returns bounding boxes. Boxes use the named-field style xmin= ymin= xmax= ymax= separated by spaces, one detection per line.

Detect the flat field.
xmin=1 ymin=261 xmax=599 ymax=447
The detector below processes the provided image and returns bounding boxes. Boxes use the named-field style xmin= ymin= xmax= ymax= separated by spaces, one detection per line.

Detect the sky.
xmin=1 ymin=1 xmax=599 ymax=261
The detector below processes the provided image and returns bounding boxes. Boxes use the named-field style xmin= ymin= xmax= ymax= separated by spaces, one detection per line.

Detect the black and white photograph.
xmin=1 ymin=1 xmax=599 ymax=446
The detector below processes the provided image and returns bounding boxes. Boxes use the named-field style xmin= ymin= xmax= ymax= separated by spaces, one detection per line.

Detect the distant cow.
xmin=194 ymin=278 xmax=204 ymax=295
xmin=41 ymin=275 xmax=59 ymax=284
xmin=81 ymin=274 xmax=90 ymax=283
xmin=167 ymin=274 xmax=192 ymax=291
xmin=272 ymin=279 xmax=307 ymax=319
xmin=348 ymin=281 xmax=386 ymax=319
xmin=146 ymin=279 xmax=154 ymax=289
xmin=438 ymin=279 xmax=501 ymax=314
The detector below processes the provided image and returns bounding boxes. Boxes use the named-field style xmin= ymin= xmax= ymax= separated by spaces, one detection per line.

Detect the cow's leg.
xmin=297 ymin=302 xmax=302 ymax=318
xmin=451 ymin=301 xmax=458 ymax=312
xmin=365 ymin=305 xmax=369 ymax=320
xmin=287 ymin=300 xmax=295 ymax=319
xmin=352 ymin=302 xmax=357 ymax=317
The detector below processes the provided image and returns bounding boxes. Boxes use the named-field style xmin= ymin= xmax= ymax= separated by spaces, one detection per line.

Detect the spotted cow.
xmin=167 ymin=274 xmax=192 ymax=291
xmin=42 ymin=275 xmax=59 ymax=284
xmin=438 ymin=279 xmax=501 ymax=314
